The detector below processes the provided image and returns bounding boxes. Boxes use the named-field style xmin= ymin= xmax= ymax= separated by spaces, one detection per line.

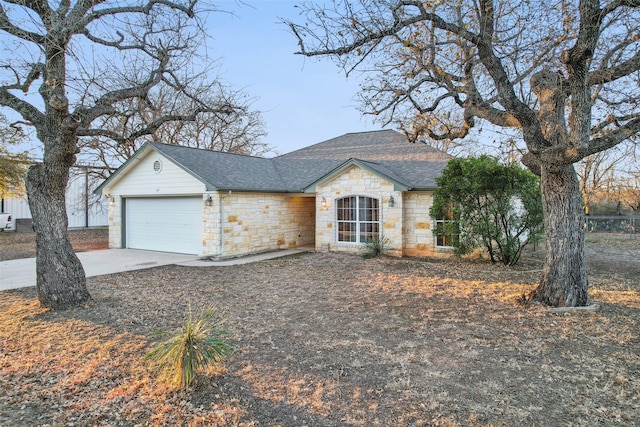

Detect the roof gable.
xmin=303 ymin=159 xmax=410 ymax=193
xmin=278 ymin=130 xmax=451 ymax=191
xmin=96 ymin=143 xmax=290 ymax=194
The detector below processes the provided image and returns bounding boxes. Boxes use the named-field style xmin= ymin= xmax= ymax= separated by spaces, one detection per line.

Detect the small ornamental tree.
xmin=430 ymin=156 xmax=543 ymax=266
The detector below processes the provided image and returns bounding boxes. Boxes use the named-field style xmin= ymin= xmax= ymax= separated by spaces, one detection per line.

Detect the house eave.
xmin=214 ymin=187 xmax=307 ymax=194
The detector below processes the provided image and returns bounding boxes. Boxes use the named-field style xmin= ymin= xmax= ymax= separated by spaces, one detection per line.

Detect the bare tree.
xmin=615 ymin=167 xmax=640 ymax=214
xmin=576 ymin=147 xmax=626 ymax=214
xmin=0 ymin=0 xmax=242 ymax=309
xmin=287 ymin=0 xmax=640 ymax=307
xmin=79 ymin=82 xmax=271 ymax=179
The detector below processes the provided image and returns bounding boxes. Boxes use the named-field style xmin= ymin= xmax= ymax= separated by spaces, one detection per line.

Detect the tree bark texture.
xmin=26 ymin=162 xmax=91 ymax=309
xmin=17 ymin=18 xmax=94 ymax=310
xmin=530 ymin=164 xmax=588 ymax=307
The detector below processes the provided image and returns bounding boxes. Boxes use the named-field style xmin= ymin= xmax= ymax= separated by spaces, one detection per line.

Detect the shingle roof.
xmin=279 ymin=129 xmax=451 ymax=162
xmin=97 ymin=130 xmax=452 ymax=194
xmin=275 ymin=130 xmax=452 ymax=190
xmin=151 ymin=143 xmax=286 ymax=192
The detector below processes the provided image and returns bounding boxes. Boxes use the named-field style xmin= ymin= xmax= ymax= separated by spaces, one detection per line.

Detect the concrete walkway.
xmin=0 ymin=248 xmax=308 ymax=291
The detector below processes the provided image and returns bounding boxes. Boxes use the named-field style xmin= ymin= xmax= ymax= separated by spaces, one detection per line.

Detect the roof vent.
xmin=153 ymin=160 xmax=162 ymax=173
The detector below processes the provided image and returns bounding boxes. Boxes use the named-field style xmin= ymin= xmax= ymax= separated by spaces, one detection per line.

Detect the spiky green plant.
xmin=362 ymin=235 xmax=391 ymax=258
xmin=143 ymin=306 xmax=232 ymax=390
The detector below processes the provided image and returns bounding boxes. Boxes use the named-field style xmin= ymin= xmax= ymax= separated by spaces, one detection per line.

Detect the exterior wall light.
xmin=205 ymin=195 xmax=213 ymax=206
xmin=321 ymin=196 xmax=327 ymax=208
xmin=389 ymin=195 xmax=395 ymax=207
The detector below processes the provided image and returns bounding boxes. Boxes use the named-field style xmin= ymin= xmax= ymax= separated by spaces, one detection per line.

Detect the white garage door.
xmin=126 ymin=197 xmax=202 ymax=254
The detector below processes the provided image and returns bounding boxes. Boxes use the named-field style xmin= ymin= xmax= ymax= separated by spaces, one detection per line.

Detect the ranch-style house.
xmin=95 ymin=129 xmax=453 ymax=258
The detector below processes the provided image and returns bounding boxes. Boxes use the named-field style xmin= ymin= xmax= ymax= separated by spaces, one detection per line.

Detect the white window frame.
xmin=336 ymin=196 xmax=380 ymax=244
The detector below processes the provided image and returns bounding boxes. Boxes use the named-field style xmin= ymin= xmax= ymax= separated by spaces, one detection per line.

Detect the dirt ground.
xmin=0 ymin=230 xmax=638 ymax=426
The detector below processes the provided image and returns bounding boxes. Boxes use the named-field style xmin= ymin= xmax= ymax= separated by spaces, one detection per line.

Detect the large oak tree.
xmin=287 ymin=0 xmax=640 ymax=307
xmin=0 ymin=0 xmax=239 ymax=309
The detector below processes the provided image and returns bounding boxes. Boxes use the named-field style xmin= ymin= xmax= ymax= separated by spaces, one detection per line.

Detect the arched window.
xmin=336 ymin=196 xmax=379 ymax=243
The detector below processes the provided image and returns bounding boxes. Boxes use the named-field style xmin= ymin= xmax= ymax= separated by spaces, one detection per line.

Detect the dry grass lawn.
xmin=0 ymin=231 xmax=638 ymax=426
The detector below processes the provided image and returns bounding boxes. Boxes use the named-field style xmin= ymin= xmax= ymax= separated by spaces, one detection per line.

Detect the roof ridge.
xmin=342 ymin=129 xmax=396 ymax=136
xmin=277 ymin=129 xmax=404 ymax=158
xmin=269 ymin=156 xmax=290 ymax=191
xmin=151 ymin=142 xmax=266 ymax=160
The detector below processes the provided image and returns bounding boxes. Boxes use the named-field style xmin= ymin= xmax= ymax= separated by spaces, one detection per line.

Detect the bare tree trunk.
xmin=26 ymin=162 xmax=91 ymax=310
xmin=530 ymin=164 xmax=588 ymax=307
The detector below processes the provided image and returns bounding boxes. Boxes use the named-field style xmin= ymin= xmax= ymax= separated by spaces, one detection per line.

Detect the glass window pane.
xmin=337 ymin=196 xmax=380 ymax=243
xmin=338 ymin=221 xmax=356 ymax=242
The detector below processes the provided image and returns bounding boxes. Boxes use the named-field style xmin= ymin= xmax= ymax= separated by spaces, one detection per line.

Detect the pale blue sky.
xmin=207 ymin=1 xmax=382 ymax=155
xmin=3 ymin=0 xmax=383 ymax=161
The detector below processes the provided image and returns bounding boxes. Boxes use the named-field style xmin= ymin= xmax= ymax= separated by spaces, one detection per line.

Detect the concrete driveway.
xmin=0 ymin=248 xmax=308 ymax=291
xmin=0 ymin=249 xmax=198 ymax=291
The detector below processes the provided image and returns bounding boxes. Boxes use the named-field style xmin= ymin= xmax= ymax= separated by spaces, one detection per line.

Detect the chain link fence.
xmin=585 ymin=215 xmax=639 ymax=238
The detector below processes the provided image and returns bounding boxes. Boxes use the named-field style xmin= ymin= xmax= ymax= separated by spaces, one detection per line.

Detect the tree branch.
xmin=123 ymin=106 xmax=234 ymax=142
xmin=69 ymin=0 xmax=196 ymax=35
xmin=0 ymin=88 xmax=45 ymax=126
xmin=0 ymin=6 xmax=46 ymax=43
xmin=584 ymin=117 xmax=640 ymax=157
xmin=474 ymin=0 xmax=549 ymax=150
xmin=589 ymin=51 xmax=640 ymax=85
xmin=3 ymin=0 xmax=51 ymax=17
xmin=601 ymin=0 xmax=640 ymax=16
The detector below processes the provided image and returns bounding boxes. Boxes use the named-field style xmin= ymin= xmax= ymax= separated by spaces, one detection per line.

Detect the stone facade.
xmin=107 ymin=196 xmax=122 ymax=249
xmin=315 ymin=165 xmax=404 ymax=256
xmin=202 ymin=192 xmax=221 ymax=256
xmin=208 ymin=192 xmax=315 ymax=258
xmin=402 ymin=191 xmax=437 ymax=257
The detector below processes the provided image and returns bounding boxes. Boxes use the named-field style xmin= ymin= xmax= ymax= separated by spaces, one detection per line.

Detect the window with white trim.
xmin=336 ymin=196 xmax=380 ymax=243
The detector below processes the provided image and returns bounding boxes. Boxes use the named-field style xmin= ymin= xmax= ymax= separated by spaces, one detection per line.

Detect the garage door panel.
xmin=126 ymin=197 xmax=202 ymax=254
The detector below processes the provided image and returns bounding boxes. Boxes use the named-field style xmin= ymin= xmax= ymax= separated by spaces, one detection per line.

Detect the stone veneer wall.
xmin=202 ymin=192 xmax=221 ymax=256
xmin=315 ymin=165 xmax=403 ymax=256
xmin=402 ymin=191 xmax=436 ymax=257
xmin=213 ymin=192 xmax=315 ymax=258
xmin=108 ymin=196 xmax=122 ymax=248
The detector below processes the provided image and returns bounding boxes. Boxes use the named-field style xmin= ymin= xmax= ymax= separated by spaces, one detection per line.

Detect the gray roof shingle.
xmin=151 ymin=143 xmax=286 ymax=192
xmin=275 ymin=130 xmax=451 ymax=190
xmin=98 ymin=130 xmax=451 ymax=193
xmin=279 ymin=129 xmax=451 ymax=162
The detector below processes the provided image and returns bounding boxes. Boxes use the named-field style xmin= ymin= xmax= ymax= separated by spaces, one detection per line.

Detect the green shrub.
xmin=362 ymin=235 xmax=391 ymax=258
xmin=143 ymin=306 xmax=232 ymax=390
xmin=430 ymin=155 xmax=543 ymax=266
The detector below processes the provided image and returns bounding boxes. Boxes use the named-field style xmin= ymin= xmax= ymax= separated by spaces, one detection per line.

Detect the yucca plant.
xmin=143 ymin=306 xmax=232 ymax=390
xmin=362 ymin=236 xmax=391 ymax=258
